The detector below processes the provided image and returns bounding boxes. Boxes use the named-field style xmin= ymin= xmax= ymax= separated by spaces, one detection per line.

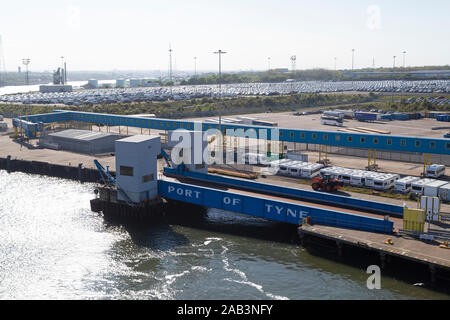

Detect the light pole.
xmin=22 ymin=58 xmax=30 ymax=85
xmin=268 ymin=57 xmax=271 ymax=71
xmin=194 ymin=56 xmax=197 ymax=77
xmin=402 ymin=51 xmax=406 ymax=68
xmin=60 ymin=56 xmax=65 ymax=84
xmin=392 ymin=55 xmax=396 ymax=104
xmin=351 ymin=49 xmax=355 ymax=86
xmin=214 ymin=49 xmax=226 ymax=135
xmin=351 ymin=49 xmax=355 ymax=72
xmin=334 ymin=57 xmax=337 ymax=81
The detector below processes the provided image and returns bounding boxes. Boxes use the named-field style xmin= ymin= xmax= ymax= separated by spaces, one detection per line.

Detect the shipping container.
xmin=379 ymin=114 xmax=392 ymax=121
xmin=436 ymin=114 xmax=450 ymax=122
xmin=354 ymin=112 xmax=378 ymax=121
xmin=393 ymin=113 xmax=409 ymax=121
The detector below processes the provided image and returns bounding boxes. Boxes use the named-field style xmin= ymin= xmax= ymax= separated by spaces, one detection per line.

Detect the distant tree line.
xmin=179 ymin=66 xmax=450 ymax=86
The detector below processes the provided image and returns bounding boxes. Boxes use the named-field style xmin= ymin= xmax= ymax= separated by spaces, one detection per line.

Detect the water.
xmin=0 ymin=171 xmax=448 ymax=300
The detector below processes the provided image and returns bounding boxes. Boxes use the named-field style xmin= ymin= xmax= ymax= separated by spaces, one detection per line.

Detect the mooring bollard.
xmin=78 ymin=163 xmax=83 ymax=183
xmin=6 ymin=155 xmax=11 ymax=173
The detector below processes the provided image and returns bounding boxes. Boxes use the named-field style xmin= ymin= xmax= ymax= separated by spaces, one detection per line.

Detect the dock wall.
xmin=0 ymin=155 xmax=106 ymax=183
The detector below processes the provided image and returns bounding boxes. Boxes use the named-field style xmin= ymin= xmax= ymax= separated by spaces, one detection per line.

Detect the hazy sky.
xmin=1 ymin=0 xmax=449 ymax=72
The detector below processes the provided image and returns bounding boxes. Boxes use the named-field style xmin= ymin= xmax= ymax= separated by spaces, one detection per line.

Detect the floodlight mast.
xmin=214 ymin=50 xmax=226 ymax=135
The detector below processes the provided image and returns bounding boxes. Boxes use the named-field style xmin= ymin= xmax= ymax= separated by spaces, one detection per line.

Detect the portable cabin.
xmin=438 ymin=183 xmax=450 ymax=202
xmin=423 ymin=180 xmax=449 ymax=197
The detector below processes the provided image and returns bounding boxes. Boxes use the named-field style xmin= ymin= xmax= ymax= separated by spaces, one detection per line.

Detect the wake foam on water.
xmin=220 ymin=245 xmax=288 ymax=300
xmin=224 ymin=278 xmax=289 ymax=300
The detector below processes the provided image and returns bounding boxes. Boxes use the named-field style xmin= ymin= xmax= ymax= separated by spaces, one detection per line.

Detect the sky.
xmin=0 ymin=0 xmax=449 ymax=72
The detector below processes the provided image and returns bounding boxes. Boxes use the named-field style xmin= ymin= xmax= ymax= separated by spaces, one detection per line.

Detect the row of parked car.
xmin=406 ymin=96 xmax=449 ymax=106
xmin=1 ymin=79 xmax=449 ymax=105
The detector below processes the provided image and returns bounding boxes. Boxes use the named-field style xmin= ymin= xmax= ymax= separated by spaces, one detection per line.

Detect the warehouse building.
xmin=39 ymin=129 xmax=127 ymax=154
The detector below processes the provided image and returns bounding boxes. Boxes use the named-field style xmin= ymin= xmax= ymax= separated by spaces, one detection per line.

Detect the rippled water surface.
xmin=0 ymin=171 xmax=448 ymax=300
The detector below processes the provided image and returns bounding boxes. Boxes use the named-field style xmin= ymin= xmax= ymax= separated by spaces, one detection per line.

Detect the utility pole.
xmin=214 ymin=49 xmax=226 ymax=135
xmin=22 ymin=58 xmax=30 ymax=85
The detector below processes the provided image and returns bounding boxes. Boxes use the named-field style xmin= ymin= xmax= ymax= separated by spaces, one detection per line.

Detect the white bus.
xmin=320 ymin=115 xmax=343 ymax=127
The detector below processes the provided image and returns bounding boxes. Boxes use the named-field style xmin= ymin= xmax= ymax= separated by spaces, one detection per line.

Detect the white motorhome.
xmin=242 ymin=153 xmax=268 ymax=165
xmin=372 ymin=174 xmax=398 ymax=191
xmin=288 ymin=162 xmax=308 ymax=177
xmin=339 ymin=169 xmax=354 ymax=185
xmin=394 ymin=176 xmax=421 ymax=193
xmin=300 ymin=163 xmax=324 ymax=179
xmin=320 ymin=166 xmax=344 ymax=179
xmin=411 ymin=178 xmax=436 ymax=194
xmin=425 ymin=164 xmax=446 ymax=178
xmin=364 ymin=173 xmax=383 ymax=188
xmin=278 ymin=160 xmax=297 ymax=175
xmin=350 ymin=172 xmax=367 ymax=187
